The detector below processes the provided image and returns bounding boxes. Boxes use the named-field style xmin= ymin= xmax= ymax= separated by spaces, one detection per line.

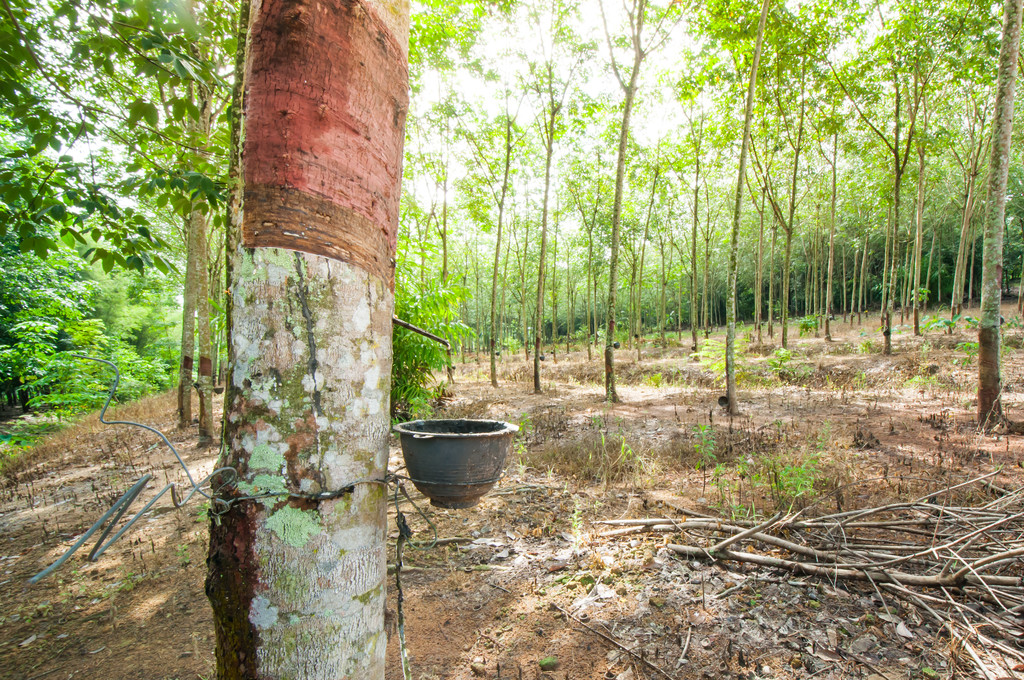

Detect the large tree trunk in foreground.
xmin=206 ymin=1 xmax=408 ymax=678
xmin=978 ymin=0 xmax=1023 ymax=427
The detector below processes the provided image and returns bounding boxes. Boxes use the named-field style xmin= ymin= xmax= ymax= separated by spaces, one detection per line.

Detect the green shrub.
xmin=767 ymin=348 xmax=792 ymax=375
xmin=798 ymin=315 xmax=818 ymax=336
xmin=391 ymin=277 xmax=473 ymax=419
xmin=953 ymin=341 xmax=979 ymax=367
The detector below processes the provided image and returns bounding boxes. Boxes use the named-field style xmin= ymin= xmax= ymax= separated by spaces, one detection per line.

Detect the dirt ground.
xmin=2 ymin=307 xmax=1023 ymax=680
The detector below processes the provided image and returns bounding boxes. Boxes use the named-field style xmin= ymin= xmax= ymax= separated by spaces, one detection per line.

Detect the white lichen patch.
xmin=350 ymin=295 xmax=371 ymax=333
xmin=266 ymin=506 xmax=322 ymax=548
xmin=328 ymin=524 xmax=377 ymax=555
xmin=362 ymin=364 xmax=380 ymax=393
xmin=249 ymin=444 xmax=286 ymax=472
xmin=301 ymin=371 xmax=321 ymax=393
xmin=249 ymin=595 xmax=279 ymax=630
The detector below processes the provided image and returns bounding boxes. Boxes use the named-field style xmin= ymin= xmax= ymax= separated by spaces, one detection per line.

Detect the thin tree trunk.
xmin=195 ymin=210 xmax=214 ymax=446
xmin=586 ymin=222 xmax=594 ymax=361
xmin=1019 ymin=219 xmax=1024 ymax=314
xmin=551 ymin=225 xmax=558 ymax=362
xmin=913 ymin=102 xmax=928 ymax=335
xmin=489 ymin=117 xmax=514 ymax=388
xmin=926 ymin=222 xmax=937 ymax=306
xmin=952 ymin=110 xmax=988 ymax=318
xmin=968 ymin=216 xmax=979 ymax=305
xmin=659 ymin=236 xmax=667 ymax=348
xmin=978 ymin=0 xmax=1023 ymax=426
xmin=178 ymin=215 xmax=197 ymax=430
xmin=725 ymin=0 xmax=770 ymax=415
xmin=859 ymin=233 xmax=869 ymax=324
xmin=601 ymin=0 xmax=645 ymax=403
xmin=188 ymin=77 xmax=215 ymax=447
xmin=768 ymin=221 xmax=776 ymax=338
xmin=635 ymin=166 xmax=659 ymax=362
xmin=691 ymin=162 xmax=701 ymax=355
xmin=534 ymin=90 xmax=562 ymax=392
xmin=755 ymin=188 xmax=765 ymax=345
xmin=702 ymin=229 xmax=711 ymax=338
xmin=841 ymin=246 xmax=848 ymax=322
xmin=825 ymin=132 xmax=837 ymax=341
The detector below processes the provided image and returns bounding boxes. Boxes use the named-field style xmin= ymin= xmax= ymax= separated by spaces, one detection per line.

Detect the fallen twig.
xmin=550 ymin=603 xmax=675 ymax=680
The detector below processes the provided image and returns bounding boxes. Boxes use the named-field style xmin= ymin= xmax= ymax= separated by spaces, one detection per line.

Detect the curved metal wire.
xmin=28 ymin=356 xmax=385 ymax=583
xmin=28 ymin=357 xmax=454 ymax=680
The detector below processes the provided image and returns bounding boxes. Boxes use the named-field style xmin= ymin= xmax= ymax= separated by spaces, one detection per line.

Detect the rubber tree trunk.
xmin=602 ymin=0 xmax=650 ymax=403
xmin=194 ymin=206 xmax=215 ymax=446
xmin=178 ymin=214 xmax=198 ymax=429
xmin=205 ymin=2 xmax=408 ymax=678
xmin=978 ymin=0 xmax=1023 ymax=427
xmin=755 ymin=189 xmax=765 ymax=345
xmin=489 ymin=117 xmax=513 ymax=388
xmin=824 ymin=130 xmax=837 ymax=342
xmin=859 ymin=233 xmax=869 ymax=324
xmin=690 ymin=160 xmax=701 ymax=355
xmin=533 ymin=104 xmax=557 ymax=394
xmin=912 ymin=100 xmax=928 ymax=336
xmin=188 ymin=79 xmax=216 ymax=447
xmin=725 ymin=0 xmax=770 ymax=417
xmin=768 ymin=221 xmax=776 ymax=337
xmin=604 ymin=61 xmax=639 ymax=402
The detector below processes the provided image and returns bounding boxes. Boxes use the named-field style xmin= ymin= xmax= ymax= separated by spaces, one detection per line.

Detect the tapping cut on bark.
xmin=243 ymin=0 xmax=409 ymax=287
xmin=208 ymin=1 xmax=410 ymax=678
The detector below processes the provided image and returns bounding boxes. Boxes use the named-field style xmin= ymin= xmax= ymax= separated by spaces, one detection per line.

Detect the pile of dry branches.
xmin=601 ymin=473 xmax=1024 ymax=679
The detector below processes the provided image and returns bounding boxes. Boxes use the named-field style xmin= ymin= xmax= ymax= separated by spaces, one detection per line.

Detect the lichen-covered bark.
xmin=209 ymin=249 xmax=393 ymax=680
xmin=208 ymin=0 xmax=408 ymax=678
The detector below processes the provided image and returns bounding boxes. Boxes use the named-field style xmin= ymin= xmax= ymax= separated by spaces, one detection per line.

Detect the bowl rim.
xmin=392 ymin=418 xmax=519 ymax=438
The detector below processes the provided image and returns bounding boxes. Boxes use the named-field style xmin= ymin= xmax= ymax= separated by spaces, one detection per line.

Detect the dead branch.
xmin=607 ymin=474 xmax=1024 ymax=675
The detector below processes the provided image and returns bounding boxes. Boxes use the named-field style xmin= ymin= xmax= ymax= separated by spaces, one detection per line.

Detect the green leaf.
xmin=172 ymin=57 xmax=197 ymax=81
xmin=153 ymin=254 xmax=171 ymax=274
xmin=32 ymin=132 xmax=50 ymax=150
xmin=33 ymin=238 xmax=56 ymax=258
xmin=171 ymin=98 xmax=187 ymax=121
xmin=127 ymin=99 xmax=147 ymax=127
xmin=142 ymin=102 xmax=159 ymax=127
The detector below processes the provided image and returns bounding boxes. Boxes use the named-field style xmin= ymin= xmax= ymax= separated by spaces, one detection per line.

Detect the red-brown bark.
xmin=243 ymin=0 xmax=408 ymax=286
